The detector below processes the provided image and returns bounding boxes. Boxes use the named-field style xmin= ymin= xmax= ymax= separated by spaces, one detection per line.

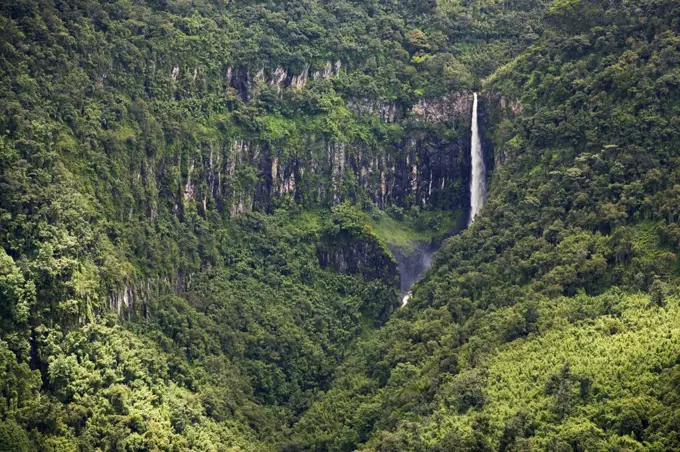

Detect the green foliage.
xmin=287 ymin=0 xmax=680 ymax=449
xmin=0 ymin=419 xmax=30 ymax=452
xmin=7 ymin=0 xmax=680 ymax=450
xmin=369 ymin=207 xmax=459 ymax=252
xmin=0 ymin=0 xmax=534 ymax=447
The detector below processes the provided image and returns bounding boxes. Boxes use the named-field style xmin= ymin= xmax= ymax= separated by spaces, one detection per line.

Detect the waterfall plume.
xmin=469 ymin=92 xmax=486 ymax=225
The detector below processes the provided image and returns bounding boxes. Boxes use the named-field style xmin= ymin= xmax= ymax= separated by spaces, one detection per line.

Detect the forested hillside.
xmin=2 ymin=0 xmax=680 ymax=450
xmin=289 ymin=0 xmax=680 ymax=449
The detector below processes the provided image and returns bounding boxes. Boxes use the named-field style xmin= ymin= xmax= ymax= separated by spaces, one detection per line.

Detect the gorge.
xmin=3 ymin=0 xmax=680 ymax=450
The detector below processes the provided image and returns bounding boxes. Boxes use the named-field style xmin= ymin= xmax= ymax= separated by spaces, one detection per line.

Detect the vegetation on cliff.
xmin=3 ymin=0 xmax=680 ymax=450
xmin=289 ymin=0 xmax=680 ymax=449
xmin=0 ymin=0 xmax=537 ymax=447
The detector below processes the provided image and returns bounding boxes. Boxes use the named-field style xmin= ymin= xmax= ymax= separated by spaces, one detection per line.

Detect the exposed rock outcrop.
xmin=144 ymin=93 xmax=485 ymax=221
xmin=347 ymin=99 xmax=399 ymax=123
xmin=221 ymin=61 xmax=342 ymax=99
xmin=317 ymin=233 xmax=398 ymax=285
xmin=108 ymin=272 xmax=194 ymax=316
xmin=411 ymin=92 xmax=473 ymax=123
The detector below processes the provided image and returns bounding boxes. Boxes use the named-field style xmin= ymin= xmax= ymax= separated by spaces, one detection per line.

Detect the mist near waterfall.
xmin=389 ymin=243 xmax=435 ymax=307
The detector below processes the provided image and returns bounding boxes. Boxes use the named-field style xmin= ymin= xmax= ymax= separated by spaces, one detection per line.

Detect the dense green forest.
xmin=2 ymin=0 xmax=680 ymax=450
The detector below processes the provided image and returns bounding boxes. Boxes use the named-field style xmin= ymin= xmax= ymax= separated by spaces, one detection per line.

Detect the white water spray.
xmin=469 ymin=92 xmax=486 ymax=225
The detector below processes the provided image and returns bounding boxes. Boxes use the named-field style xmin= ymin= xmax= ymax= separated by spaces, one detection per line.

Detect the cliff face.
xmin=145 ymin=79 xmax=481 ymax=222
xmin=194 ymin=131 xmax=471 ymax=215
xmin=317 ymin=234 xmax=398 ymax=285
xmin=104 ymin=83 xmax=519 ymax=307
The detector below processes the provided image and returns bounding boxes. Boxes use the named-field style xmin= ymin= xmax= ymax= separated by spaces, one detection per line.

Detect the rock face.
xmin=347 ymin=99 xmax=399 ymax=123
xmin=108 ymin=272 xmax=193 ymax=317
xmin=410 ymin=92 xmax=474 ymax=123
xmin=109 ymin=86 xmax=522 ymax=305
xmin=167 ymin=94 xmax=479 ymax=218
xmin=317 ymin=233 xmax=398 ymax=285
xmin=223 ymin=61 xmax=341 ymax=98
xmin=171 ymin=130 xmax=471 ymax=218
xmin=160 ymin=63 xmax=519 ymax=219
xmin=160 ymin=62 xmax=525 ymax=218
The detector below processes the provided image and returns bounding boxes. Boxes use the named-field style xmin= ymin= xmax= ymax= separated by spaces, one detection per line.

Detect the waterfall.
xmin=469 ymin=92 xmax=486 ymax=225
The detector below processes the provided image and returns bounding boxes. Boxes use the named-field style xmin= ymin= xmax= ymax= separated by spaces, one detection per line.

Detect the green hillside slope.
xmin=0 ymin=0 xmax=544 ymax=449
xmin=3 ymin=0 xmax=680 ymax=450
xmin=289 ymin=0 xmax=680 ymax=449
